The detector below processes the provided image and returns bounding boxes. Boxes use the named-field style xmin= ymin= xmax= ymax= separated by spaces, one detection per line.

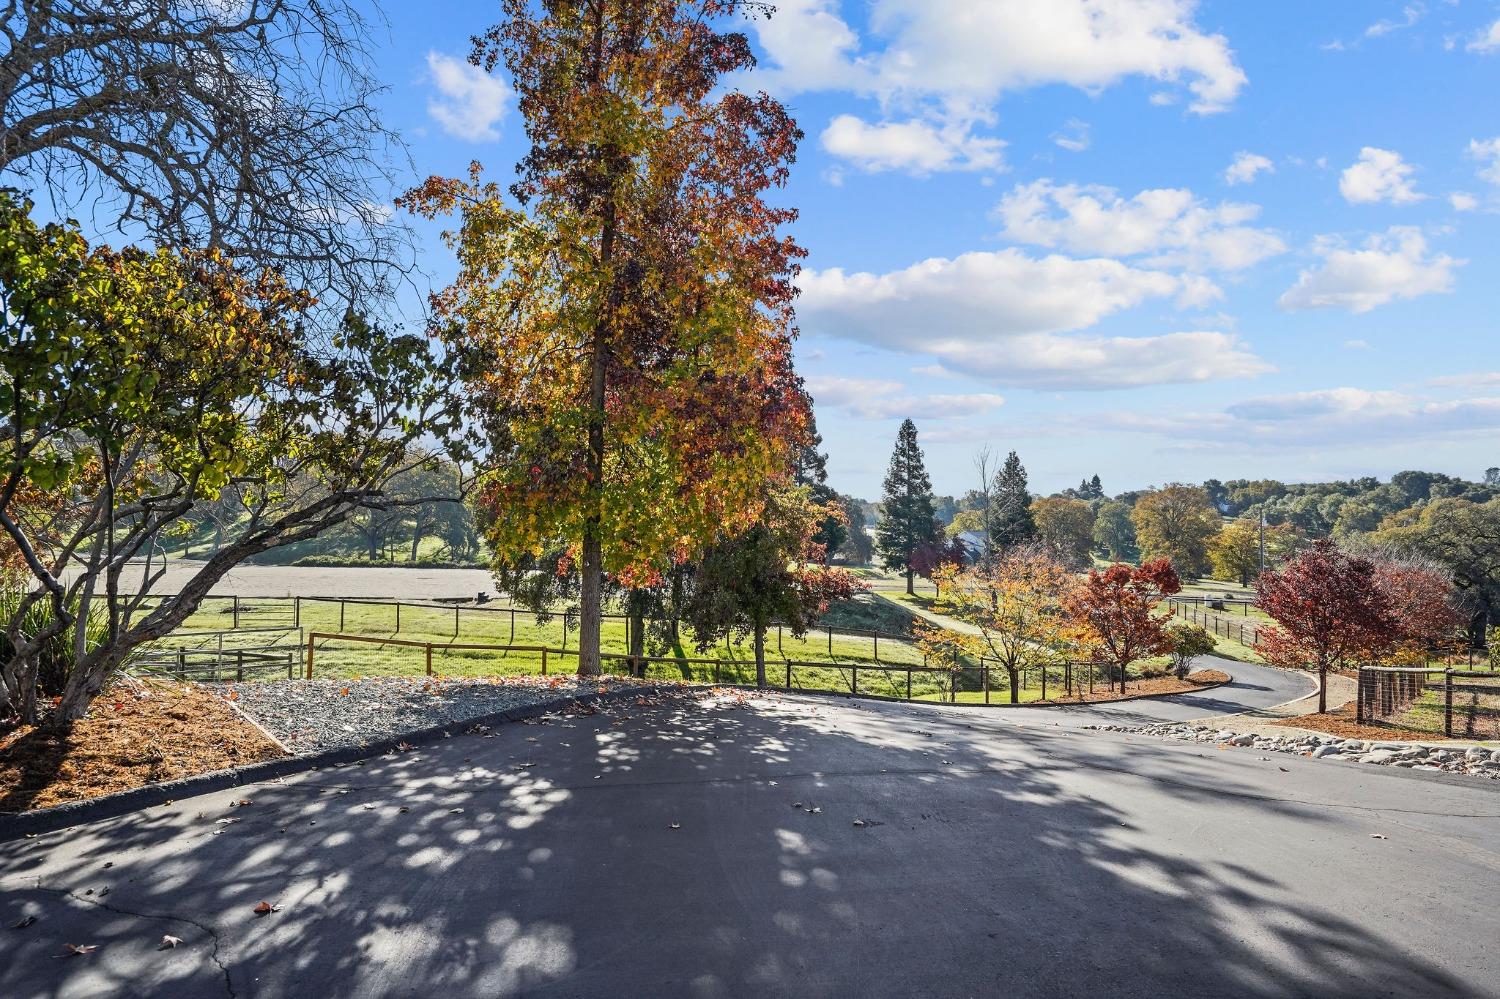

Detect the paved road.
xmin=4 ymin=682 xmax=1497 ymax=998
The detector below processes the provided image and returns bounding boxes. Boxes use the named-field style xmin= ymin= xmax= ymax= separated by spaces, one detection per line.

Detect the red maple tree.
xmin=1372 ymin=559 xmax=1461 ymax=662
xmin=1255 ymin=541 xmax=1400 ymax=712
xmin=1064 ymin=559 xmax=1182 ymax=694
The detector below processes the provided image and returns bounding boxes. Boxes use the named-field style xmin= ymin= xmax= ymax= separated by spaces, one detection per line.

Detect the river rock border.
xmin=1090 ymin=722 xmax=1500 ymax=780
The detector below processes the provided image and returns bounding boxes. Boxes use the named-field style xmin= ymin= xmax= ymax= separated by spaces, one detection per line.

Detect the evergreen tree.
xmin=793 ymin=411 xmax=847 ymax=559
xmin=875 ymin=419 xmax=941 ymax=594
xmin=989 ymin=451 xmax=1036 ymax=552
xmin=1089 ymin=474 xmax=1104 ymax=499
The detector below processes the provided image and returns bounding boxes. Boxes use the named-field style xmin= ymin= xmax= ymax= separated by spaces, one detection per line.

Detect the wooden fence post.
xmin=426 ymin=644 xmax=434 ymax=677
xmin=340 ymin=600 xmax=346 ymax=632
xmin=233 ymin=595 xmax=240 ymax=629
xmin=294 ymin=596 xmax=301 ymax=629
xmin=454 ymin=605 xmax=460 ymax=638
xmin=1445 ymin=669 xmax=1453 ymax=737
xmin=305 ymin=633 xmax=315 ymax=680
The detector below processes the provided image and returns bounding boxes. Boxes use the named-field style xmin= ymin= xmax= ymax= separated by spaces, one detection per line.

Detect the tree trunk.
xmin=1317 ymin=661 xmax=1327 ymax=714
xmin=628 ymin=599 xmax=645 ymax=677
xmin=410 ymin=527 xmax=425 ymax=563
xmin=906 ymin=568 xmax=914 ymax=595
xmin=754 ymin=624 xmax=766 ymax=689
xmin=1010 ymin=668 xmax=1020 ymax=704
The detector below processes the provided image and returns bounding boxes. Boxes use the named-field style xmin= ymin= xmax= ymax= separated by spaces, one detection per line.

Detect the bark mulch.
xmin=1035 ymin=668 xmax=1230 ymax=704
xmin=0 ymin=678 xmax=286 ymax=813
xmin=1271 ymin=704 xmax=1445 ymax=742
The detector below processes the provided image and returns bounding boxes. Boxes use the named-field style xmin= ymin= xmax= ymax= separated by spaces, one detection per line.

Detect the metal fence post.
xmin=851 ymin=663 xmax=858 ymax=695
xmin=873 ymin=632 xmax=879 ymax=661
xmin=340 ymin=600 xmax=346 ymax=632
xmin=510 ymin=609 xmax=516 ymax=644
xmin=454 ymin=605 xmax=460 ymax=638
xmin=907 ymin=666 xmax=913 ymax=700
xmin=233 ymin=595 xmax=240 ymax=629
xmin=785 ymin=661 xmax=791 ymax=690
xmin=294 ymin=596 xmax=301 ymax=629
xmin=395 ymin=602 xmax=401 ymax=633
xmin=983 ymin=664 xmax=989 ymax=704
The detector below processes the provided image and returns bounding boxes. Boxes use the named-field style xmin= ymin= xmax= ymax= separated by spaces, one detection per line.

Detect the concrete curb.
xmin=0 ymin=683 xmax=654 ymax=843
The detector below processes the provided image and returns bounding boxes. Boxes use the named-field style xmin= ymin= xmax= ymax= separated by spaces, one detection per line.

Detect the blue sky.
xmin=330 ymin=2 xmax=1500 ymax=499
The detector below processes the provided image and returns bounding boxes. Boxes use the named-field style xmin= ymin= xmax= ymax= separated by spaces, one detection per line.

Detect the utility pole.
xmin=1257 ymin=508 xmax=1266 ymax=576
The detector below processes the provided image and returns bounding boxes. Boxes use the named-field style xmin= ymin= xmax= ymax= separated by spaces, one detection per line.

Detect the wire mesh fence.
xmin=1356 ymin=665 xmax=1500 ymax=739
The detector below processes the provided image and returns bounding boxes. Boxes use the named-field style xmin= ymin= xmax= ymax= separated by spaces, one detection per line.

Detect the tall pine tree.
xmin=794 ymin=409 xmax=848 ymax=559
xmin=876 ymin=419 xmax=941 ymax=594
xmin=989 ymin=451 xmax=1036 ymax=553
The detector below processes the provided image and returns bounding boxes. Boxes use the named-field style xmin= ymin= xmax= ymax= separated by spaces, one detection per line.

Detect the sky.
xmin=90 ymin=1 xmax=1500 ymax=502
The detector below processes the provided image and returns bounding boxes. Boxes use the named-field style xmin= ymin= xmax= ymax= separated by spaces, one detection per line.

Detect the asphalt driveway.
xmin=3 ymin=682 xmax=1496 ymax=998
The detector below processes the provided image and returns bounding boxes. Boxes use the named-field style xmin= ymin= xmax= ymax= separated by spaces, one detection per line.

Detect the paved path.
xmin=4 ymin=683 xmax=1497 ymax=998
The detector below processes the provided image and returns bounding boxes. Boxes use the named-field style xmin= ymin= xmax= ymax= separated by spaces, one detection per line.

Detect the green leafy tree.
xmin=685 ymin=488 xmax=862 ymax=688
xmin=988 ymin=451 xmax=1036 ymax=553
xmin=839 ymin=496 xmax=874 ymax=565
xmin=1032 ymin=496 xmax=1096 ymax=568
xmin=0 ymin=196 xmax=469 ymax=725
xmin=1093 ymin=501 xmax=1139 ymax=562
xmin=875 ymin=420 xmax=941 ymax=594
xmin=1166 ymin=624 xmax=1217 ymax=679
xmin=1131 ymin=485 xmax=1220 ymax=577
xmin=403 ymin=0 xmax=809 ymax=675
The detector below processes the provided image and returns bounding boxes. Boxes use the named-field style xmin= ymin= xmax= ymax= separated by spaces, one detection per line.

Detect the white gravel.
xmin=212 ymin=675 xmax=638 ymax=754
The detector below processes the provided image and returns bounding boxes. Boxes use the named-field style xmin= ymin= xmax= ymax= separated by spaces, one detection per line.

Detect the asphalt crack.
xmin=32 ymin=882 xmax=236 ymax=999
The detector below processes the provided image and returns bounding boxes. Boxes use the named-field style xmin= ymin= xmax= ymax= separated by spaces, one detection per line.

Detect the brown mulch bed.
xmin=1271 ymin=704 xmax=1445 ymax=742
xmin=1036 ymin=668 xmax=1230 ymax=705
xmin=0 ymin=678 xmax=287 ymax=813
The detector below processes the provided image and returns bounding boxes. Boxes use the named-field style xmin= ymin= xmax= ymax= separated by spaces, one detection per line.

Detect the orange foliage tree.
xmin=402 ymin=1 xmax=810 ymax=675
xmin=1064 ymin=559 xmax=1183 ymax=694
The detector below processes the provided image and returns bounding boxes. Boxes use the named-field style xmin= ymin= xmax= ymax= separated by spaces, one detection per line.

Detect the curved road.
xmin=4 ymin=666 xmax=1496 ymax=998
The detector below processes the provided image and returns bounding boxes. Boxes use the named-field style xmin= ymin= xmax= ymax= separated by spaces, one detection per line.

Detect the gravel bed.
xmin=1093 ymin=721 xmax=1500 ymax=780
xmin=209 ymin=675 xmax=638 ymax=754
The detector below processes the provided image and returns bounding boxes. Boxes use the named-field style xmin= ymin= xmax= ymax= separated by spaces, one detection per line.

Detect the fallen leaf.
xmin=159 ymin=935 xmax=183 ymax=950
xmin=1370 ymin=833 xmax=1388 ymax=840
xmin=235 ymin=799 xmax=252 ymax=807
xmin=12 ymin=915 xmax=36 ymax=929
xmin=253 ymin=901 xmax=280 ymax=916
xmin=1278 ymin=767 xmax=1290 ymax=773
xmin=852 ymin=819 xmax=866 ymax=827
xmin=65 ymin=943 xmax=97 ymax=956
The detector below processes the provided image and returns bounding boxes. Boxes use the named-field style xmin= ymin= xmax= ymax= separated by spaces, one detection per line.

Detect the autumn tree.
xmin=684 ymin=488 xmax=862 ymax=688
xmin=875 ymin=419 xmax=941 ymax=594
xmin=0 ymin=0 xmax=411 ymax=304
xmin=911 ymin=536 xmax=969 ymax=597
xmin=1092 ymin=500 xmax=1139 ymax=562
xmin=1372 ymin=497 xmax=1500 ymax=646
xmin=403 ymin=1 xmax=809 ymax=675
xmin=933 ymin=545 xmax=1075 ymax=703
xmin=988 ymin=451 xmax=1036 ymax=553
xmin=1032 ymin=496 xmax=1096 ymax=569
xmin=0 ymin=197 xmax=468 ymax=725
xmin=1064 ymin=559 xmax=1182 ymax=694
xmin=1370 ymin=555 xmax=1462 ymax=663
xmin=1256 ymin=541 xmax=1399 ymax=713
xmin=1208 ymin=520 xmax=1261 ymax=585
xmin=1132 ymin=484 xmax=1219 ymax=577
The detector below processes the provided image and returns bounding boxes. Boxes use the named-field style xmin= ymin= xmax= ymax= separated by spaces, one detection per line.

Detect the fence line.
xmin=1356 ymin=664 xmax=1500 ymax=738
xmin=1167 ymin=597 xmax=1263 ymax=647
xmin=301 ymin=631 xmax=1171 ymax=707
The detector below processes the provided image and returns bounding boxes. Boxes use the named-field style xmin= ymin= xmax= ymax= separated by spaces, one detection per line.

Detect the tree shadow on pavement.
xmin=0 ymin=688 xmax=1488 ymax=998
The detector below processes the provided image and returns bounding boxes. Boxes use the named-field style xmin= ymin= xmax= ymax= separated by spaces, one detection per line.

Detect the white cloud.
xmin=993 ymin=180 xmax=1285 ymax=272
xmin=1339 ymin=147 xmax=1424 ymax=204
xmin=1468 ymin=137 xmax=1500 ymax=184
xmin=1365 ymin=5 xmax=1425 ymax=39
xmin=426 ymin=51 xmax=511 ymax=142
xmin=1224 ymin=151 xmax=1274 ymax=185
xmin=751 ymin=0 xmax=1246 ymax=173
xmin=1278 ymin=227 xmax=1460 ymax=313
xmin=797 ymin=250 xmax=1268 ymax=389
xmin=1428 ymin=371 xmax=1500 ymax=389
xmin=1072 ymin=387 xmax=1500 ymax=450
xmin=806 ymin=375 xmax=1006 ymax=421
xmin=821 ymin=115 xmax=1005 ymax=174
xmin=1052 ymin=119 xmax=1091 ymax=152
xmin=1467 ymin=18 xmax=1500 ymax=53
xmin=1450 ymin=192 xmax=1479 ymax=212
